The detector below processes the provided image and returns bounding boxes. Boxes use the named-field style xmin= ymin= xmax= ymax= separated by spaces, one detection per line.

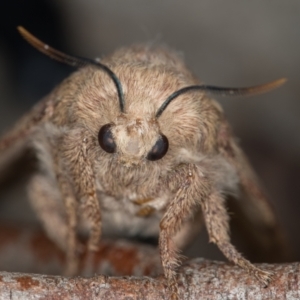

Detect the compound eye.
xmin=147 ymin=134 xmax=169 ymax=161
xmin=98 ymin=124 xmax=116 ymax=153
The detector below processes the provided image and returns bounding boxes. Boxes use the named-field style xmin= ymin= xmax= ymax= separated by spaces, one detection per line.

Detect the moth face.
xmin=98 ymin=114 xmax=168 ymax=166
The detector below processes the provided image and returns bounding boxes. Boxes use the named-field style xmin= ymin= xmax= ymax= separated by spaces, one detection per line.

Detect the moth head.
xmin=96 ymin=76 xmax=286 ymax=166
xmin=98 ymin=116 xmax=168 ymax=165
xmin=18 ymin=26 xmax=286 ymax=166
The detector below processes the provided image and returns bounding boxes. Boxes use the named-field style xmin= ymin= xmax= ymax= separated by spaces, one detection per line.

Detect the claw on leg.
xmin=202 ymin=192 xmax=274 ymax=287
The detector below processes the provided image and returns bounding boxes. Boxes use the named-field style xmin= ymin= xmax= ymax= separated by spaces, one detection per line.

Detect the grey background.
xmin=0 ymin=1 xmax=299 ymax=266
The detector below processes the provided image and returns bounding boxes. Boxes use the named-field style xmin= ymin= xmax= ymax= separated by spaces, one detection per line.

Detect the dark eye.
xmin=147 ymin=134 xmax=169 ymax=161
xmin=98 ymin=124 xmax=116 ymax=153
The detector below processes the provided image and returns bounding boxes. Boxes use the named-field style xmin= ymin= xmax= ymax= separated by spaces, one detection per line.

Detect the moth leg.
xmin=237 ymin=157 xmax=287 ymax=258
xmin=28 ymin=172 xmax=79 ymax=275
xmin=29 ymin=125 xmax=80 ymax=275
xmin=52 ymin=147 xmax=80 ymax=276
xmin=57 ymin=177 xmax=79 ymax=275
xmin=28 ymin=173 xmax=69 ymax=251
xmin=62 ymin=130 xmax=101 ymax=252
xmin=218 ymin=121 xmax=287 ymax=259
xmin=201 ymin=191 xmax=273 ymax=286
xmin=235 ymin=144 xmax=286 ymax=250
xmin=159 ymin=166 xmax=200 ymax=297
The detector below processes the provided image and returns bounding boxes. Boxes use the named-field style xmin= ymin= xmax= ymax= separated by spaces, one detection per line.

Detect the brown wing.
xmin=217 ymin=119 xmax=289 ymax=262
xmin=0 ymin=95 xmax=54 ymax=174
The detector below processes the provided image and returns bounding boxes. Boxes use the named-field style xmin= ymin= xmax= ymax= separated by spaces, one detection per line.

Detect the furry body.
xmin=29 ymin=46 xmax=237 ymax=246
xmin=0 ymin=40 xmax=285 ymax=293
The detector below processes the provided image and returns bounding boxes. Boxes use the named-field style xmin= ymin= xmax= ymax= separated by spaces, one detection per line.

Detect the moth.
xmin=0 ymin=27 xmax=286 ymax=290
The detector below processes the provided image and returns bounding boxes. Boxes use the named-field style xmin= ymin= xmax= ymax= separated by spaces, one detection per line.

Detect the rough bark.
xmin=0 ymin=260 xmax=299 ymax=299
xmin=0 ymin=224 xmax=299 ymax=299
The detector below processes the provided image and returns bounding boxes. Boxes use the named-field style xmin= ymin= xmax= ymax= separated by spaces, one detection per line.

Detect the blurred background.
xmin=0 ymin=0 xmax=299 ymax=271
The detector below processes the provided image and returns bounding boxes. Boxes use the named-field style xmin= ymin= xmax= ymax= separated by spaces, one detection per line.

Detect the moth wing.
xmin=0 ymin=95 xmax=54 ymax=175
xmin=217 ymin=119 xmax=289 ymax=262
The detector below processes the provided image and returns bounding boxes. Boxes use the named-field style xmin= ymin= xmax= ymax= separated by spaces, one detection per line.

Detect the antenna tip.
xmin=275 ymin=78 xmax=287 ymax=87
xmin=17 ymin=26 xmax=32 ymax=41
xmin=17 ymin=26 xmax=25 ymax=34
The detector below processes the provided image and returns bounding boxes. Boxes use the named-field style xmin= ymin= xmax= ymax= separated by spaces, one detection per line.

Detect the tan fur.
xmin=0 ymin=43 xmax=286 ymax=295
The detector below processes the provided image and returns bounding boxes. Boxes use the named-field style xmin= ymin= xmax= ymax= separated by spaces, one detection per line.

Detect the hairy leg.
xmin=218 ymin=120 xmax=287 ymax=259
xmin=159 ymin=165 xmax=204 ymax=299
xmin=28 ymin=173 xmax=68 ymax=251
xmin=160 ymin=168 xmax=195 ymax=280
xmin=49 ymin=144 xmax=80 ymax=275
xmin=201 ymin=191 xmax=273 ymax=286
xmin=61 ymin=129 xmax=101 ymax=252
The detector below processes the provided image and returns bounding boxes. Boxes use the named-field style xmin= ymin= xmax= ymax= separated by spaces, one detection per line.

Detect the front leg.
xmin=43 ymin=127 xmax=97 ymax=275
xmin=45 ymin=127 xmax=101 ymax=275
xmin=61 ymin=129 xmax=102 ymax=252
xmin=54 ymin=164 xmax=78 ymax=275
xmin=159 ymin=164 xmax=206 ymax=294
xmin=160 ymin=163 xmax=273 ymax=297
xmin=201 ymin=191 xmax=273 ymax=286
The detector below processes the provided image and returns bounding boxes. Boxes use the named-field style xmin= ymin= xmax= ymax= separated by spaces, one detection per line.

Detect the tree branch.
xmin=0 ymin=260 xmax=299 ymax=299
xmin=0 ymin=224 xmax=299 ymax=299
